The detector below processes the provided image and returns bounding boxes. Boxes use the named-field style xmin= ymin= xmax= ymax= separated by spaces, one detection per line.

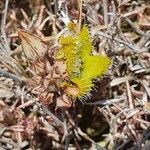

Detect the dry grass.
xmin=0 ymin=0 xmax=150 ymax=149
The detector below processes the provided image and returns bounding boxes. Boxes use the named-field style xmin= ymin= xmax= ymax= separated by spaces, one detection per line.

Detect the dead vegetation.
xmin=0 ymin=0 xmax=150 ymax=149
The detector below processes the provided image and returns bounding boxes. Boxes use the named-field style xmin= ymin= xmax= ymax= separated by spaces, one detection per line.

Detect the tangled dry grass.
xmin=0 ymin=0 xmax=150 ymax=149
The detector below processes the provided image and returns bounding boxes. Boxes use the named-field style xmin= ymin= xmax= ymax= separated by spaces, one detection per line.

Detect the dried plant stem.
xmin=124 ymin=17 xmax=145 ymax=36
xmin=96 ymin=31 xmax=140 ymax=51
xmin=20 ymin=92 xmax=63 ymax=127
xmin=0 ymin=137 xmax=17 ymax=148
xmin=78 ymin=0 xmax=83 ymax=31
xmin=85 ymin=97 xmax=126 ymax=106
xmin=126 ymin=81 xmax=134 ymax=109
xmin=0 ymin=0 xmax=11 ymax=52
xmin=103 ymin=0 xmax=108 ymax=26
xmin=139 ymin=33 xmax=150 ymax=49
xmin=39 ymin=103 xmax=64 ymax=127
xmin=16 ymin=88 xmax=64 ymax=128
xmin=21 ymin=93 xmax=64 ymax=128
xmin=77 ymin=128 xmax=106 ymax=150
xmin=0 ymin=68 xmax=22 ymax=82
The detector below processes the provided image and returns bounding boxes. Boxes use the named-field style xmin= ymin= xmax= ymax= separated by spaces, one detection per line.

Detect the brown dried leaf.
xmin=38 ymin=91 xmax=54 ymax=106
xmin=56 ymin=94 xmax=72 ymax=109
xmin=138 ymin=13 xmax=150 ymax=29
xmin=144 ymin=102 xmax=150 ymax=110
xmin=18 ymin=29 xmax=47 ymax=61
xmin=30 ymin=57 xmax=49 ymax=76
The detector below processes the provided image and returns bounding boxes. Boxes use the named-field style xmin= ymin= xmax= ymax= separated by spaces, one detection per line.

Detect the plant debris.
xmin=0 ymin=0 xmax=149 ymax=149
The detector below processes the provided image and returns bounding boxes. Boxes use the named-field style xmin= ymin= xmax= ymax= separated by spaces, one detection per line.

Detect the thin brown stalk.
xmin=103 ymin=0 xmax=108 ymax=26
xmin=124 ymin=17 xmax=146 ymax=36
xmin=0 ymin=0 xmax=11 ymax=52
xmin=126 ymin=81 xmax=134 ymax=109
xmin=78 ymin=0 xmax=83 ymax=31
